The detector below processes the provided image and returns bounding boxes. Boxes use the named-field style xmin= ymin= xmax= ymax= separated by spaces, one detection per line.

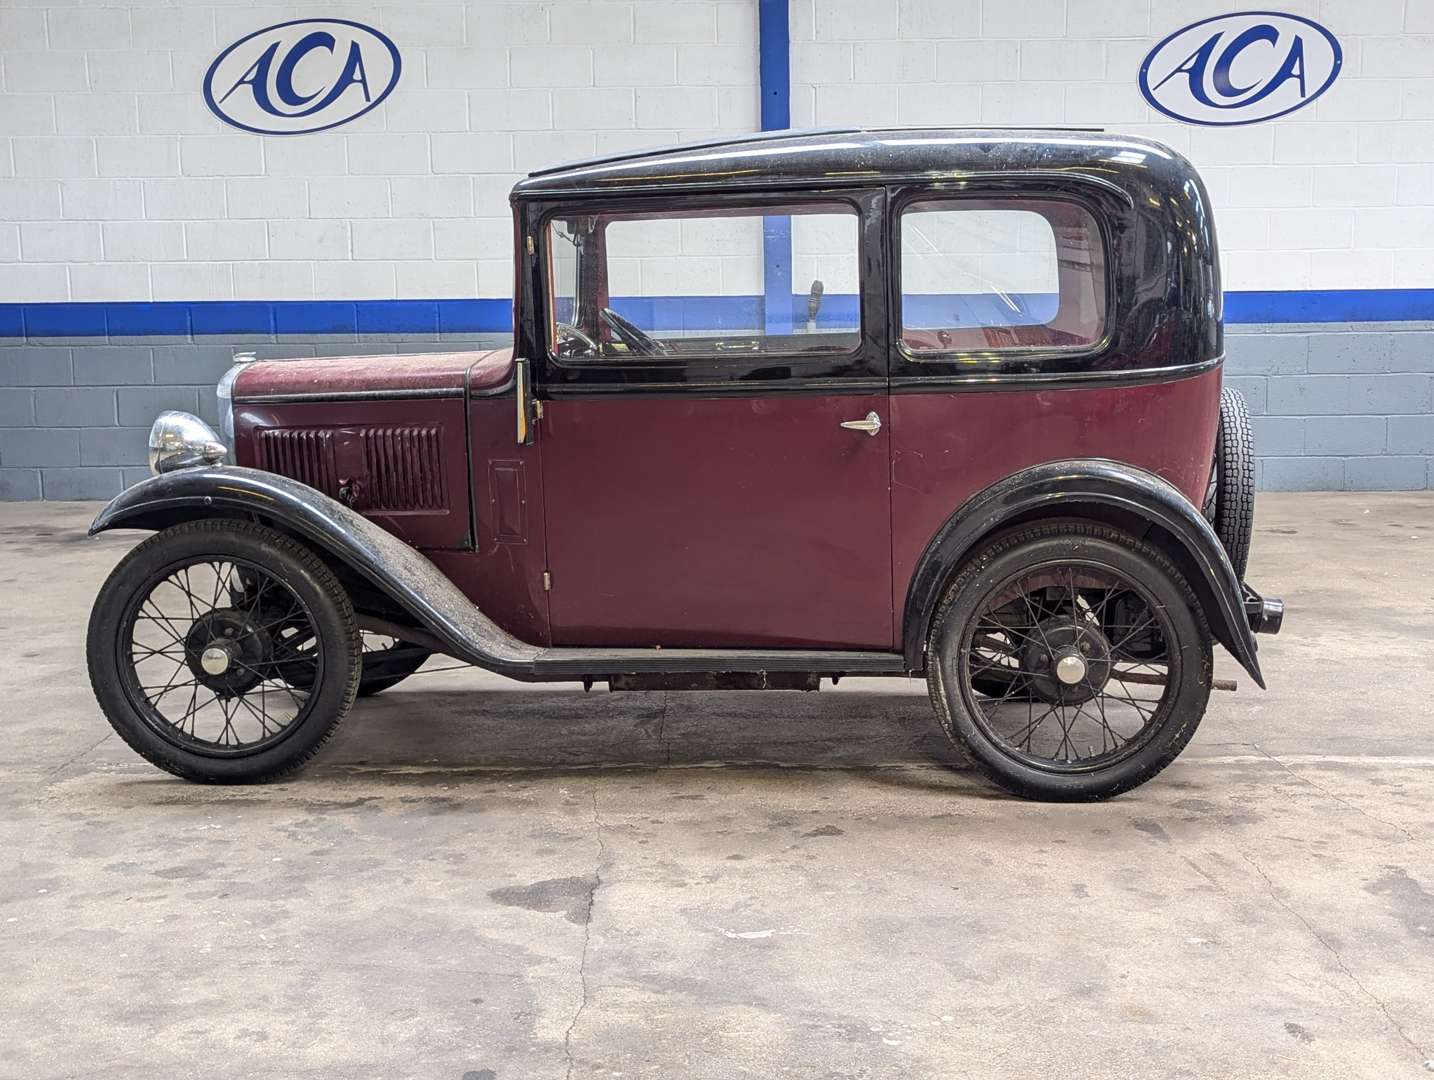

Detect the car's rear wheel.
xmin=1204 ymin=386 xmax=1255 ymax=579
xmin=926 ymin=522 xmax=1213 ymax=801
xmin=87 ymin=520 xmax=361 ymax=783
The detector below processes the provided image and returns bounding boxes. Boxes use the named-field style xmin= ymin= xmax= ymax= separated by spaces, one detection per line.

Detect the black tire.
xmin=357 ymin=636 xmax=431 ymax=697
xmin=926 ymin=522 xmax=1213 ymax=801
xmin=1205 ymin=386 xmax=1255 ymax=579
xmin=86 ymin=519 xmax=362 ymax=783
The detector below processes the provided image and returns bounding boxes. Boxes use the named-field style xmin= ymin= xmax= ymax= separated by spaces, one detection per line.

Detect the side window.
xmin=899 ymin=199 xmax=1106 ymax=355
xmin=546 ymin=203 xmax=860 ymax=361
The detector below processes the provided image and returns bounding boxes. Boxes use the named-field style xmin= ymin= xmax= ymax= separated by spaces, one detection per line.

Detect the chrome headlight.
xmin=148 ymin=412 xmax=228 ymax=475
xmin=215 ymin=352 xmax=254 ymax=452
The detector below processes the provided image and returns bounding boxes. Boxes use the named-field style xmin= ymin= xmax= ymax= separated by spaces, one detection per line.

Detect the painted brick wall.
xmin=790 ymin=0 xmax=1434 ymax=294
xmin=0 ymin=0 xmax=759 ymax=305
xmin=1227 ymin=322 xmax=1434 ymax=490
xmin=2 ymin=0 xmax=1434 ymax=497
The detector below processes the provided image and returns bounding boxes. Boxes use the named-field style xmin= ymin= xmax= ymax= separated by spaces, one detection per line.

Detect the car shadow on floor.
xmin=319 ymin=683 xmax=974 ymax=777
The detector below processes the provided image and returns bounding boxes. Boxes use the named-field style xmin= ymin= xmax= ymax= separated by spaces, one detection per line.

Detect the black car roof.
xmin=510 ymin=126 xmax=1188 ymax=199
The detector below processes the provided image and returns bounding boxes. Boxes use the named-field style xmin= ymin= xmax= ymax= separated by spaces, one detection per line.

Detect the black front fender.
xmin=902 ymin=459 xmax=1267 ymax=688
xmin=90 ymin=466 xmax=544 ymax=679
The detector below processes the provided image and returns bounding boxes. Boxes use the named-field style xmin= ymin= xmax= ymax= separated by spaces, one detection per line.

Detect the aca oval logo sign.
xmin=203 ymin=19 xmax=401 ymax=135
xmin=1140 ymin=12 xmax=1341 ymax=126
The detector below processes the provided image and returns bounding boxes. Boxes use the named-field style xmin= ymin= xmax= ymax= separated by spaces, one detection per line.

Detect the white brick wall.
xmin=0 ymin=0 xmax=759 ymax=303
xmin=792 ymin=0 xmax=1434 ymax=292
xmin=1 ymin=0 xmax=1433 ymax=303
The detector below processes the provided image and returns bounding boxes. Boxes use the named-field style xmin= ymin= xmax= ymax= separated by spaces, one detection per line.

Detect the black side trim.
xmin=901 ymin=459 xmax=1265 ymax=688
xmin=544 ymin=376 xmax=889 ymax=399
xmin=89 ymin=467 xmax=909 ymax=683
xmin=235 ymin=387 xmax=464 ymax=404
xmin=889 ymin=355 xmax=1223 ymax=394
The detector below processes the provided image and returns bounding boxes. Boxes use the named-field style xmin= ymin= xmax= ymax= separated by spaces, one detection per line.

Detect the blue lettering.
xmin=1151 ymin=24 xmax=1311 ymax=110
xmin=1212 ymin=25 xmax=1279 ymax=98
xmin=217 ymin=40 xmax=281 ymax=113
xmin=274 ymin=30 xmax=336 ymax=109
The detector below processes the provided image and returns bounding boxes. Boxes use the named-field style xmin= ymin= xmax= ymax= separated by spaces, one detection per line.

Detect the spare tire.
xmin=1203 ymin=386 xmax=1255 ymax=580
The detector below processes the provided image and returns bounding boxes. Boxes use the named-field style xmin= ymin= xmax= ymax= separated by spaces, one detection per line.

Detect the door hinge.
xmin=542 ymin=570 xmax=552 ymax=592
xmin=526 ymin=234 xmax=535 ymax=256
xmin=533 ymin=398 xmax=544 ymax=420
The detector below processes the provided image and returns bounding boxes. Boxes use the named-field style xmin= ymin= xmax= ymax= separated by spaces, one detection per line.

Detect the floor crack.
xmin=1251 ymin=744 xmax=1418 ymax=844
xmin=563 ymin=785 xmax=604 ymax=1080
xmin=658 ymin=691 xmax=671 ymax=766
xmin=1240 ymin=850 xmax=1429 ymax=1066
xmin=46 ymin=731 xmax=111 ymax=778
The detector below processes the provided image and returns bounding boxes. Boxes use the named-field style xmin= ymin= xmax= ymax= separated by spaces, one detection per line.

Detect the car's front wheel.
xmin=87 ymin=519 xmax=362 ymax=783
xmin=926 ymin=522 xmax=1213 ymax=801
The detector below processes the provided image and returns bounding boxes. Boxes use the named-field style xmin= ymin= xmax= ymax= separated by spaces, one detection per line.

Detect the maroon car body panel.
xmin=232 ymin=397 xmax=472 ymax=550
xmin=451 ymin=395 xmax=551 ymax=645
xmin=888 ymin=367 xmax=1221 ymax=644
xmin=235 ymin=351 xmax=487 ymax=397
xmin=539 ymin=393 xmax=894 ymax=649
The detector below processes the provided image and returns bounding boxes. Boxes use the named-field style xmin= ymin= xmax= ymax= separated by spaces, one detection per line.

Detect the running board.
xmin=360 ymin=616 xmax=907 ymax=682
xmin=530 ymin=647 xmax=908 ymax=680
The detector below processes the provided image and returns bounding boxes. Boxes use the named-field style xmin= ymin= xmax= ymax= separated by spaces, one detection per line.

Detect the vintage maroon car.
xmin=86 ymin=128 xmax=1282 ymax=800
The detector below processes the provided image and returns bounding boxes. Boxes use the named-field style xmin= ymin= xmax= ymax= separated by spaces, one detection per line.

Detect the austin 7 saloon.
xmin=86 ymin=127 xmax=1283 ymax=800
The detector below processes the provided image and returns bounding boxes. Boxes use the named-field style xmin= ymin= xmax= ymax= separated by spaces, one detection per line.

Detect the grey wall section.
xmin=0 ymin=331 xmax=509 ymax=500
xmin=2 ymin=323 xmax=1432 ymax=499
xmin=1225 ymin=322 xmax=1434 ymax=492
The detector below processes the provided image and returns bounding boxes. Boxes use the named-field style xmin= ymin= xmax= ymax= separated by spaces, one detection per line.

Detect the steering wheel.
xmin=554 ymin=321 xmax=600 ymax=358
xmin=599 ymin=307 xmax=668 ymax=357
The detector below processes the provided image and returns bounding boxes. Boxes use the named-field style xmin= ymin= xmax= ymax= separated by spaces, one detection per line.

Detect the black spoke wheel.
xmin=927 ymin=522 xmax=1213 ymax=801
xmin=88 ymin=520 xmax=361 ymax=783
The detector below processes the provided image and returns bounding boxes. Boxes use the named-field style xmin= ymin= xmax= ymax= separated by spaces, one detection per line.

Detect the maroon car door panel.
xmin=540 ymin=393 xmax=894 ymax=650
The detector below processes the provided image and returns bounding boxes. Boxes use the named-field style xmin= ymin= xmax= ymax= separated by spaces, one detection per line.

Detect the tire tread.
xmin=1212 ymin=386 xmax=1256 ymax=580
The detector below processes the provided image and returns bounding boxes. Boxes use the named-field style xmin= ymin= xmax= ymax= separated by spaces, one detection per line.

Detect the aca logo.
xmin=1139 ymin=12 xmax=1341 ymax=126
xmin=203 ymin=19 xmax=401 ymax=135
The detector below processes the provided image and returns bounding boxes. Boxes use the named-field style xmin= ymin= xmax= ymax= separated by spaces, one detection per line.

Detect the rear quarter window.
xmin=899 ymin=198 xmax=1107 ymax=356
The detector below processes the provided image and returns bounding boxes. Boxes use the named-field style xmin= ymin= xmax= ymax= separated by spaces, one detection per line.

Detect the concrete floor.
xmin=1 ymin=493 xmax=1432 ymax=1079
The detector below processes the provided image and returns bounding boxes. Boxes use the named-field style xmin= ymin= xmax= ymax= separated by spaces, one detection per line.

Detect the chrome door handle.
xmin=839 ymin=411 xmax=882 ymax=436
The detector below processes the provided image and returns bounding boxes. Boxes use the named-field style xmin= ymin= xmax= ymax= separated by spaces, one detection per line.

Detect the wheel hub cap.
xmin=199 ymin=645 xmax=231 ymax=675
xmin=1054 ymin=654 xmax=1087 ymax=686
xmin=1019 ymin=619 xmax=1114 ymax=705
xmin=183 ymin=608 xmax=268 ymax=694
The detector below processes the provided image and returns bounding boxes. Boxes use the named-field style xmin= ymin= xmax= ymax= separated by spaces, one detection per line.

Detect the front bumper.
xmin=1244 ymin=584 xmax=1285 ymax=635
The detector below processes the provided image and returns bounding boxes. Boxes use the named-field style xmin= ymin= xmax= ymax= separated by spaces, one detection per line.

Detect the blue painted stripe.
xmin=1224 ymin=289 xmax=1434 ymax=323
xmin=5 ymin=290 xmax=1434 ymax=340
xmin=2 ymin=299 xmax=516 ymax=339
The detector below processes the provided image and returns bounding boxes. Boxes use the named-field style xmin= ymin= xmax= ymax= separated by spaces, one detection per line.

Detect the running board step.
xmin=530 ymin=648 xmax=908 ymax=680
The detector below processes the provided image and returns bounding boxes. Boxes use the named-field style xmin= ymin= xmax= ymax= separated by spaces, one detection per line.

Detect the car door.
xmin=530 ymin=189 xmax=894 ymax=650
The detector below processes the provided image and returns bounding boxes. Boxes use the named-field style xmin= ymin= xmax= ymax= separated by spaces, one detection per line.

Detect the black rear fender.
xmin=902 ymin=459 xmax=1269 ymax=688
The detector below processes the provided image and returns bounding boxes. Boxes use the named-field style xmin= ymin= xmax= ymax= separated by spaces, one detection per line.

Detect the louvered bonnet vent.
xmin=255 ymin=426 xmax=447 ymax=512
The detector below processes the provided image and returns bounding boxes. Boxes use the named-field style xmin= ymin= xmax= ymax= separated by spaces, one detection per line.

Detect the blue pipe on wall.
xmin=758 ymin=0 xmax=794 ymax=335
